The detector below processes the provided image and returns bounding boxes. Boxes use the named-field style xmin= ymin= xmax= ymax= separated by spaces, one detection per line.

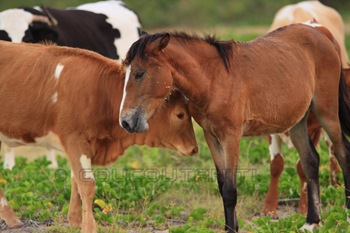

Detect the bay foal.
xmin=119 ymin=23 xmax=350 ymax=232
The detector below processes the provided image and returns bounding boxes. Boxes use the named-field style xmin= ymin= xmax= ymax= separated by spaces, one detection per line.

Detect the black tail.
xmin=338 ymin=69 xmax=350 ymax=136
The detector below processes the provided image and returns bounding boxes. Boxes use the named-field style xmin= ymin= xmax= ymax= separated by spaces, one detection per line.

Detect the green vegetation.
xmin=1 ymin=122 xmax=350 ymax=232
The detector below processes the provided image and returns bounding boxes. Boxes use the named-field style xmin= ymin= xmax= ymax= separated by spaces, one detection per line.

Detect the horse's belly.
xmin=242 ymin=107 xmax=307 ymax=136
xmin=242 ymin=119 xmax=291 ymax=136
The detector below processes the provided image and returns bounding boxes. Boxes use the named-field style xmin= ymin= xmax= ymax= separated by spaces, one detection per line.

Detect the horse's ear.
xmin=158 ymin=33 xmax=170 ymax=51
xmin=140 ymin=31 xmax=148 ymax=37
xmin=149 ymin=33 xmax=170 ymax=53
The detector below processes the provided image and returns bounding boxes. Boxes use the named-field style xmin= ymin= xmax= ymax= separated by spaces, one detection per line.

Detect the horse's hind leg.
xmin=313 ymin=105 xmax=350 ymax=210
xmin=289 ymin=112 xmax=321 ymax=229
xmin=322 ymin=127 xmax=350 ymax=209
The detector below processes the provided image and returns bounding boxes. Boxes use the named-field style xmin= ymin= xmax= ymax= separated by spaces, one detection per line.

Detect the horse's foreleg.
xmin=262 ymin=134 xmax=284 ymax=217
xmin=289 ymin=113 xmax=321 ymax=228
xmin=204 ymin=131 xmax=240 ymax=232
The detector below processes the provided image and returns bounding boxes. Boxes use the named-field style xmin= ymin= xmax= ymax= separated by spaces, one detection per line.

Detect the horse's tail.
xmin=338 ymin=69 xmax=350 ymax=136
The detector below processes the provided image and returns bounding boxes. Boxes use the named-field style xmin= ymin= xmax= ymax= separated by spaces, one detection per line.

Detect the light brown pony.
xmin=119 ymin=23 xmax=350 ymax=232
xmin=264 ymin=0 xmax=349 ymax=217
xmin=0 ymin=41 xmax=197 ymax=232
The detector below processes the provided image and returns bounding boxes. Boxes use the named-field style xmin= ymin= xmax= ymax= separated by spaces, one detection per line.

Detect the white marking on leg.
xmin=79 ymin=155 xmax=94 ymax=180
xmin=300 ymin=223 xmax=319 ymax=232
xmin=269 ymin=134 xmax=282 ymax=161
xmin=46 ymin=149 xmax=58 ymax=169
xmin=71 ymin=170 xmax=74 ymax=178
xmin=119 ymin=65 xmax=131 ymax=118
xmin=0 ymin=197 xmax=8 ymax=207
xmin=3 ymin=146 xmax=15 ymax=170
xmin=280 ymin=133 xmax=294 ymax=149
xmin=54 ymin=63 xmax=64 ymax=80
xmin=302 ymin=182 xmax=307 ymax=192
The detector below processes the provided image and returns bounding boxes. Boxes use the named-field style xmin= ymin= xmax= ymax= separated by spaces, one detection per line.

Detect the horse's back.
xmin=240 ymin=23 xmax=341 ymax=136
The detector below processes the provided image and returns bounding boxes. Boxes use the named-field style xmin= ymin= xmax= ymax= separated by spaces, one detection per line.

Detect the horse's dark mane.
xmin=123 ymin=31 xmax=233 ymax=71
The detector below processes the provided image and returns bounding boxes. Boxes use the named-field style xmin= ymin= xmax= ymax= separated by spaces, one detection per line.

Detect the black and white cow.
xmin=0 ymin=0 xmax=142 ymax=170
xmin=0 ymin=0 xmax=142 ymax=60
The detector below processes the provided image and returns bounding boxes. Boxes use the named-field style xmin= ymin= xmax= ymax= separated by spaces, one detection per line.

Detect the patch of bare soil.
xmin=0 ymin=220 xmax=48 ymax=233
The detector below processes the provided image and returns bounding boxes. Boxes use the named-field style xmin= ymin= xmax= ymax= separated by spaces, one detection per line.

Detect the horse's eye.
xmin=135 ymin=71 xmax=145 ymax=80
xmin=177 ymin=112 xmax=185 ymax=119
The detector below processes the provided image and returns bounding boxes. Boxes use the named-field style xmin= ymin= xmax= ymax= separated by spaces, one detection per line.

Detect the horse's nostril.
xmin=121 ymin=120 xmax=131 ymax=132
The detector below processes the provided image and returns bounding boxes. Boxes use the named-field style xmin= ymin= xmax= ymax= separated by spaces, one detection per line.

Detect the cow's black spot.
xmin=0 ymin=30 xmax=11 ymax=41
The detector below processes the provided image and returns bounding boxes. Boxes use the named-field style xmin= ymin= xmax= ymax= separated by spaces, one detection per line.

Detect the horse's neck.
xmin=166 ymin=43 xmax=216 ymax=104
xmin=166 ymin=42 xmax=230 ymax=108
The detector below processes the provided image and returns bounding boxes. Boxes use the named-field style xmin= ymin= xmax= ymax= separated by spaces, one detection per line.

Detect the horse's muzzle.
xmin=120 ymin=109 xmax=149 ymax=133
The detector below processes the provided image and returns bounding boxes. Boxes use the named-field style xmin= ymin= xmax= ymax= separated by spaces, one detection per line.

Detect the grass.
xmin=1 ymin=26 xmax=350 ymax=232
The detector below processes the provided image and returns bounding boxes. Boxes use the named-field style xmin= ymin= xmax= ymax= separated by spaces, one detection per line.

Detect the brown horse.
xmin=119 ymin=23 xmax=350 ymax=232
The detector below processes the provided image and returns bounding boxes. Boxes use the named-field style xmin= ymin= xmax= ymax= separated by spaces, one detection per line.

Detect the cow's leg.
xmin=289 ymin=112 xmax=321 ymax=231
xmin=204 ymin=130 xmax=240 ymax=233
xmin=0 ymin=189 xmax=23 ymax=229
xmin=64 ymin=139 xmax=96 ymax=233
xmin=67 ymin=173 xmax=82 ymax=228
xmin=324 ymin=133 xmax=341 ymax=186
xmin=296 ymin=159 xmax=308 ymax=215
xmin=3 ymin=145 xmax=15 ymax=170
xmin=262 ymin=134 xmax=284 ymax=217
xmin=46 ymin=149 xmax=58 ymax=169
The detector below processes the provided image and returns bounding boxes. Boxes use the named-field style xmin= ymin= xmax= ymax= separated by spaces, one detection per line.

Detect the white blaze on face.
xmin=119 ymin=65 xmax=131 ymax=118
xmin=0 ymin=197 xmax=8 ymax=207
xmin=0 ymin=9 xmax=34 ymax=42
xmin=79 ymin=155 xmax=94 ymax=180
